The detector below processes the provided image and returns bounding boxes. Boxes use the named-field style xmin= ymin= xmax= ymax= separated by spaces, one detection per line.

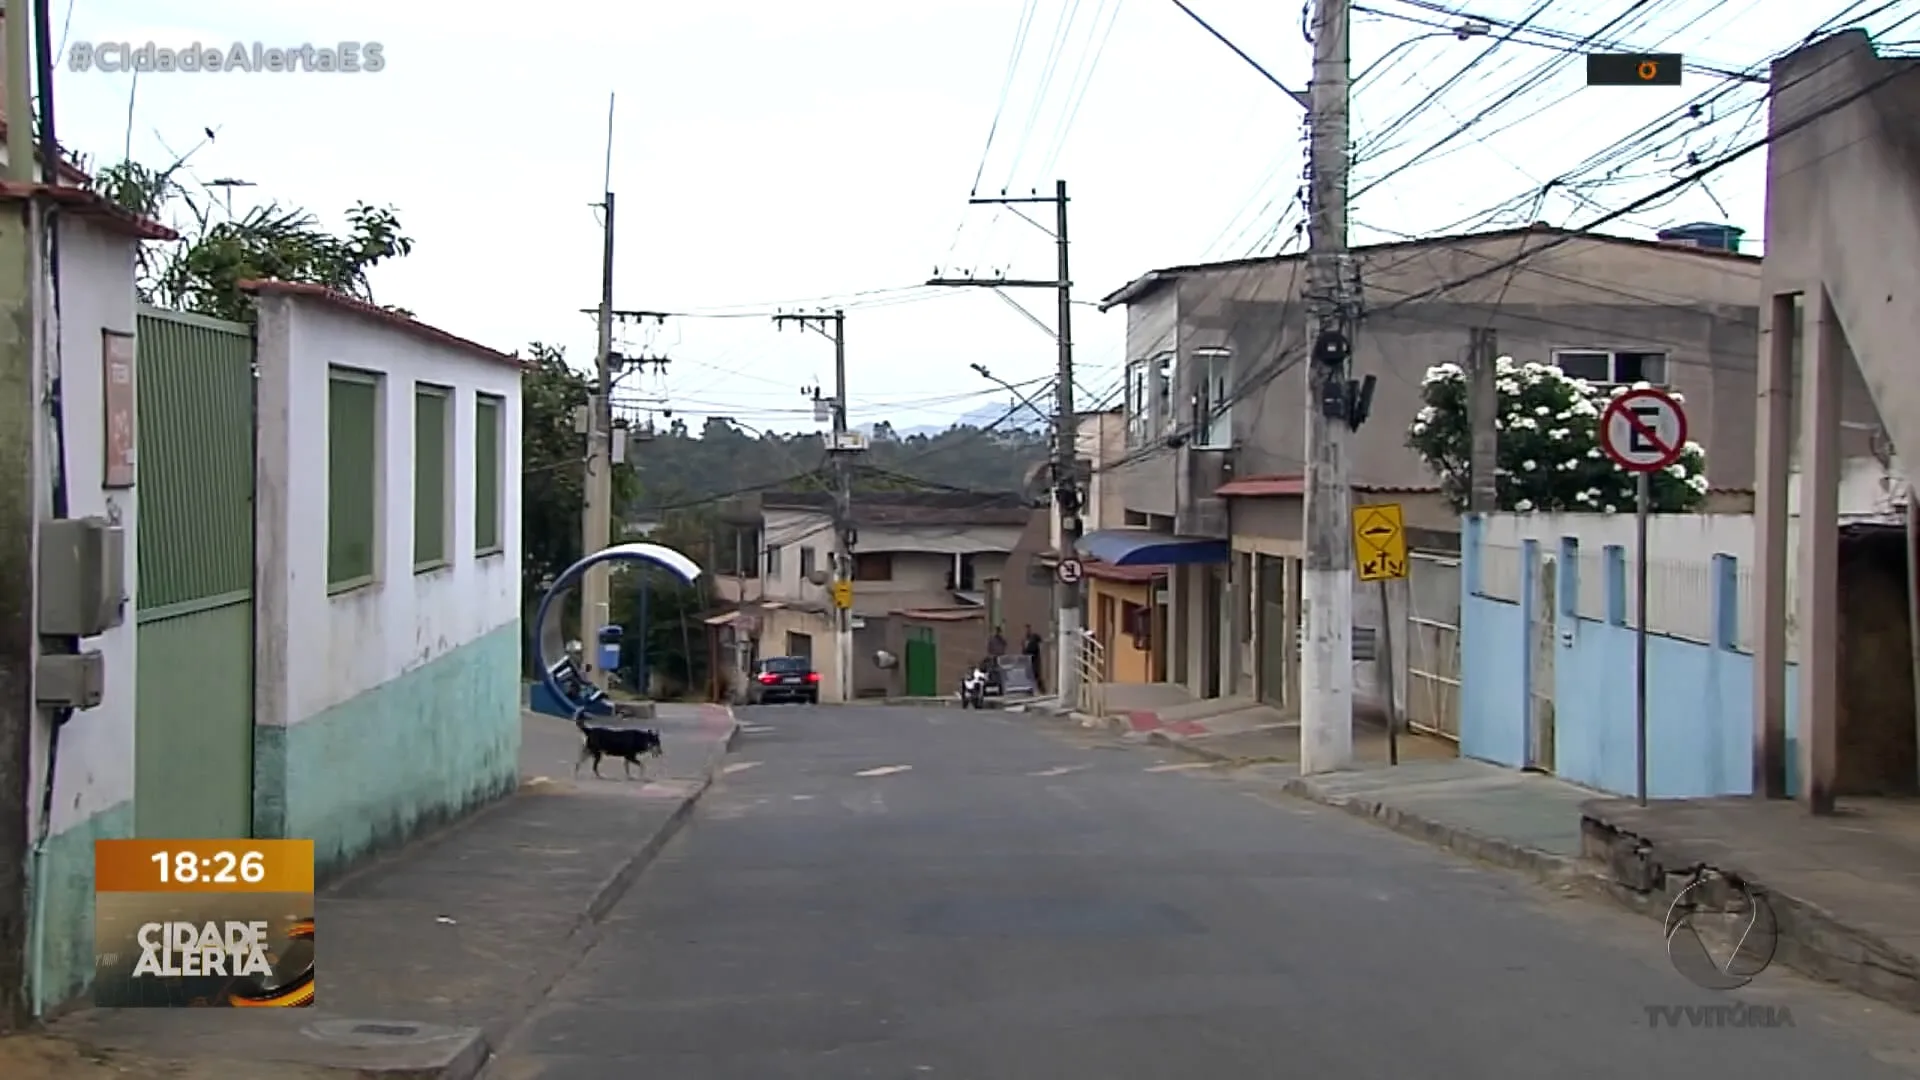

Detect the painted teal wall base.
xmin=30 ymin=799 xmax=133 ymax=1014
xmin=255 ymin=621 xmax=522 ymax=882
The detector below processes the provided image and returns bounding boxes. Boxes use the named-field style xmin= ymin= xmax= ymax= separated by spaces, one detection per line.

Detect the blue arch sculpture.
xmin=529 ymin=542 xmax=704 ymax=719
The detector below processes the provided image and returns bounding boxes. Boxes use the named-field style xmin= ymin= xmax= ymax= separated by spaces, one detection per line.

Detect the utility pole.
xmin=1467 ymin=327 xmax=1499 ymax=512
xmin=1300 ymin=0 xmax=1356 ymax=773
xmin=774 ymin=310 xmax=855 ymax=703
xmin=928 ymin=179 xmax=1081 ymax=709
xmin=580 ymin=188 xmax=615 ymax=687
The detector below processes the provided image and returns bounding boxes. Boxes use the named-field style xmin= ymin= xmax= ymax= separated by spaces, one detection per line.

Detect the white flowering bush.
xmin=1406 ymin=356 xmax=1709 ymax=514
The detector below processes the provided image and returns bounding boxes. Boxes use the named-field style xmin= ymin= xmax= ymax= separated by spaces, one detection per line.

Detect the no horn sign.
xmin=1600 ymin=388 xmax=1688 ymax=473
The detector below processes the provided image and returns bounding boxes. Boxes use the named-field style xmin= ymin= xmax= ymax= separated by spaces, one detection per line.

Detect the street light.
xmin=969 ymin=363 xmax=1051 ymax=429
xmin=1353 ymin=21 xmax=1490 ymax=86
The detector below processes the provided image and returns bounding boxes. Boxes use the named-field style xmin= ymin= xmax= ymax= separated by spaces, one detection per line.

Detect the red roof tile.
xmin=1085 ymin=560 xmax=1166 ymax=583
xmin=1215 ymin=474 xmax=1442 ymax=497
xmin=0 ymin=181 xmax=176 ymax=240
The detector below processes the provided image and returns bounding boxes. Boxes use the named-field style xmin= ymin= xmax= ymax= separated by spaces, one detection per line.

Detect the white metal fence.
xmin=1406 ymin=551 xmax=1460 ymax=741
xmin=1074 ymin=630 xmax=1107 ymax=717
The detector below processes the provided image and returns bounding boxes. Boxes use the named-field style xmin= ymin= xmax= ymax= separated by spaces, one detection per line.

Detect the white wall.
xmin=760 ymin=508 xmax=1021 ymax=608
xmin=26 ymin=213 xmax=141 ymax=840
xmin=252 ymin=291 xmax=523 ymax=729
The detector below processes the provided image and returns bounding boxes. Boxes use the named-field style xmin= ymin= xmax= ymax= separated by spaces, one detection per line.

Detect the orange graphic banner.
xmin=95 ymin=840 xmax=314 ymax=893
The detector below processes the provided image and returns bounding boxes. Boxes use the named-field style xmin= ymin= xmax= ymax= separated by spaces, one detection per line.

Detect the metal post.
xmin=1378 ymin=578 xmax=1397 ymax=766
xmin=1634 ymin=470 xmax=1650 ymax=805
xmin=1300 ymin=0 xmax=1355 ymax=774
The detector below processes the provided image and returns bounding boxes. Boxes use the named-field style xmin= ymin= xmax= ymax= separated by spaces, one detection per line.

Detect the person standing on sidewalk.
xmin=1022 ymin=624 xmax=1045 ymax=694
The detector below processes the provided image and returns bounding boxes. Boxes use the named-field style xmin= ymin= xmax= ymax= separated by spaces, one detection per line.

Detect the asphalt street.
xmin=486 ymin=705 xmax=1920 ymax=1079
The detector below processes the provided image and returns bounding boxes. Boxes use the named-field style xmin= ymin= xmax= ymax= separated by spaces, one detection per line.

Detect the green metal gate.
xmin=903 ymin=626 xmax=937 ymax=697
xmin=134 ymin=307 xmax=256 ymax=839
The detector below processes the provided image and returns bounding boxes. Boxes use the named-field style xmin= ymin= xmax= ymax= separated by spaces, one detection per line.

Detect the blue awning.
xmin=1076 ymin=529 xmax=1230 ymax=567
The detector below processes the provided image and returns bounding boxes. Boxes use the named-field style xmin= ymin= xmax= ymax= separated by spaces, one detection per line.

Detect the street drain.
xmin=353 ymin=1023 xmax=419 ymax=1037
xmin=304 ymin=1018 xmax=471 ymax=1047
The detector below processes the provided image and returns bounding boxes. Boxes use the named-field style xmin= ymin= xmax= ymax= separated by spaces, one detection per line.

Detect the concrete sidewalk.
xmin=21 ymin=704 xmax=738 ymax=1079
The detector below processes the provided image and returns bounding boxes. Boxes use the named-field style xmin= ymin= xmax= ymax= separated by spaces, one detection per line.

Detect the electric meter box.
xmin=39 ymin=517 xmax=128 ymax=637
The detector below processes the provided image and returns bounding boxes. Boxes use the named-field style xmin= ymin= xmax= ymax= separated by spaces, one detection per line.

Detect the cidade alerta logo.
xmin=1663 ymin=871 xmax=1778 ymax=990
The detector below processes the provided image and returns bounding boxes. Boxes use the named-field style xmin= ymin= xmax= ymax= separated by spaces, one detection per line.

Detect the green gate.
xmin=903 ymin=626 xmax=937 ymax=697
xmin=134 ymin=307 xmax=256 ymax=839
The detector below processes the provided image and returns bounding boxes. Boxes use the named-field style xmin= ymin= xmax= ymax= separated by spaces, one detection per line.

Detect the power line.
xmin=1088 ymin=48 xmax=1915 ymax=481
xmin=1166 ymin=0 xmax=1310 ymax=105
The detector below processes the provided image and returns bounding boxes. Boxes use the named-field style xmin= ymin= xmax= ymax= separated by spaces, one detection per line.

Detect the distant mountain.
xmin=864 ymin=401 xmax=1050 ymax=440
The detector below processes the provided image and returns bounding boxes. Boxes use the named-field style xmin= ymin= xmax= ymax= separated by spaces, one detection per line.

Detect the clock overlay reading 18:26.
xmin=93 ymin=839 xmax=315 ymax=1008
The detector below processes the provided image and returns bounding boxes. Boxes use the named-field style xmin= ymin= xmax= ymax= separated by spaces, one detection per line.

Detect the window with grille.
xmin=474 ymin=393 xmax=504 ymax=555
xmin=414 ymin=384 xmax=451 ymax=571
xmin=327 ymin=367 xmax=381 ymax=592
xmin=1550 ymin=349 xmax=1667 ymax=386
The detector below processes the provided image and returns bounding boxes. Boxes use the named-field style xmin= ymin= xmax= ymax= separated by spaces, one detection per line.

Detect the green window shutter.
xmin=474 ymin=394 xmax=502 ymax=553
xmin=414 ymin=385 xmax=450 ymax=570
xmin=327 ymin=369 xmax=380 ymax=589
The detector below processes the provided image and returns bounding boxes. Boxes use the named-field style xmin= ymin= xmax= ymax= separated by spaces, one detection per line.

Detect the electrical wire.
xmin=1086 ymin=52 xmax=1916 ymax=480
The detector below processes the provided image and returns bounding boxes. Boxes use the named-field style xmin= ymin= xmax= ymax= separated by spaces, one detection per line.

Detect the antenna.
xmin=602 ymin=93 xmax=616 ymax=193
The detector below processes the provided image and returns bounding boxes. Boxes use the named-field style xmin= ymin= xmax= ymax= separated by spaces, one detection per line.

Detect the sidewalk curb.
xmin=1146 ymin=730 xmax=1291 ymax=767
xmin=1274 ymin=773 xmax=1594 ymax=888
xmin=475 ymin=707 xmax=740 ymax=1077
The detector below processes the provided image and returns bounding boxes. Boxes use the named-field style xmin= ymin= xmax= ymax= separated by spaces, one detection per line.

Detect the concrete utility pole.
xmin=0 ymin=0 xmax=36 ymax=1028
xmin=1300 ymin=0 xmax=1356 ymax=773
xmin=928 ymin=179 xmax=1082 ymax=709
xmin=581 ymin=187 xmax=615 ymax=687
xmin=774 ymin=310 xmax=855 ymax=703
xmin=1467 ymin=327 xmax=1499 ymax=512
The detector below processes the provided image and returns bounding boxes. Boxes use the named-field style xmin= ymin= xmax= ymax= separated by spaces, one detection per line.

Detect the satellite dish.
xmin=807 ymin=569 xmax=831 ymax=587
xmin=873 ymin=650 xmax=898 ymax=670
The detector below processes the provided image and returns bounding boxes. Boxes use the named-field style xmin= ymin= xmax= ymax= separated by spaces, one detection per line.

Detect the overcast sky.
xmin=48 ymin=0 xmax=1916 ymax=432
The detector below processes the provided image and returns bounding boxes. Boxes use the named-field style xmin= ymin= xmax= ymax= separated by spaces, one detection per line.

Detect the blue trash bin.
xmin=597 ymin=624 xmax=623 ymax=675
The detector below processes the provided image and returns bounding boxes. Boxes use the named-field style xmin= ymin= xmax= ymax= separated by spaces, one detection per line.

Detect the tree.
xmin=93 ymin=153 xmax=412 ymax=322
xmin=520 ymin=343 xmax=640 ymax=601
xmin=1407 ymin=357 xmax=1709 ymax=513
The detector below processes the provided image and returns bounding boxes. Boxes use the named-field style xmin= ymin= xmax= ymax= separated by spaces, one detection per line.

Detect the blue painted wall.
xmin=31 ymin=800 xmax=134 ymax=1013
xmin=254 ymin=621 xmax=522 ymax=882
xmin=1459 ymin=520 xmax=1801 ymax=798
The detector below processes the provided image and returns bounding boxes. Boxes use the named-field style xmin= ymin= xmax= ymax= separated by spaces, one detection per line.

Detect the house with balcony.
xmin=710 ymin=490 xmax=1032 ymax=701
xmin=1082 ymin=222 xmax=1902 ymax=726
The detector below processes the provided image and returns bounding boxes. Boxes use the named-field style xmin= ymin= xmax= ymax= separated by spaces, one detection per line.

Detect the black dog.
xmin=574 ymin=716 xmax=664 ymax=779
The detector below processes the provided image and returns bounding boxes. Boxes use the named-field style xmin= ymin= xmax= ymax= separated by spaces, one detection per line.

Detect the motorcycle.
xmin=958 ymin=665 xmax=990 ymax=709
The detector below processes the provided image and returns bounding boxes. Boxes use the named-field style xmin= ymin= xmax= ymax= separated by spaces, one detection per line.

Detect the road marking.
xmin=854 ymin=765 xmax=913 ymax=777
xmin=1144 ymin=762 xmax=1216 ymax=773
xmin=792 ymin=794 xmax=815 ymax=801
xmin=1029 ymin=764 xmax=1090 ymax=777
xmin=721 ymin=761 xmax=762 ymax=775
xmin=741 ymin=724 xmax=777 ymax=734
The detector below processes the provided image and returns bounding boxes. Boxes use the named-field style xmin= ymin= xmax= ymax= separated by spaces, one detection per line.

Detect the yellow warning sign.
xmin=831 ymin=579 xmax=854 ymax=609
xmin=1352 ymin=502 xmax=1408 ymax=582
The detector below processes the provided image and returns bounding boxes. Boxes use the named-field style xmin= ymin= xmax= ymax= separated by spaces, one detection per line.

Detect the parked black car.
xmin=750 ymin=656 xmax=820 ymax=705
